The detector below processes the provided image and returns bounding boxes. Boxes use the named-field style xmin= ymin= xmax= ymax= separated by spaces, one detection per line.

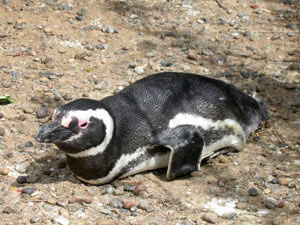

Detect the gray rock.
xmin=124 ymin=183 xmax=136 ymax=192
xmin=30 ymin=215 xmax=43 ymax=224
xmin=52 ymin=216 xmax=69 ymax=225
xmin=109 ymin=198 xmax=123 ymax=208
xmin=63 ymin=93 xmax=72 ymax=101
xmin=25 ymin=141 xmax=33 ymax=147
xmin=16 ymin=176 xmax=28 ymax=184
xmin=248 ymin=187 xmax=259 ymax=196
xmin=105 ymin=185 xmax=115 ymax=194
xmin=222 ymin=212 xmax=237 ymax=220
xmin=146 ymin=51 xmax=156 ymax=58
xmin=96 ymin=44 xmax=108 ymax=50
xmin=0 ymin=197 xmax=4 ymax=205
xmin=36 ymin=108 xmax=48 ymax=119
xmin=22 ymin=187 xmax=35 ymax=195
xmin=134 ymin=66 xmax=144 ymax=74
xmin=182 ymin=219 xmax=193 ymax=225
xmin=100 ymin=209 xmax=112 ymax=215
xmin=105 ymin=26 xmax=116 ymax=34
xmin=160 ymin=60 xmax=173 ymax=67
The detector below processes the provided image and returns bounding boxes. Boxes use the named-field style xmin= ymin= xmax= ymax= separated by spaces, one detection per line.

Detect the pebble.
xmin=100 ymin=209 xmax=112 ymax=215
xmin=187 ymin=50 xmax=197 ymax=60
xmin=202 ymin=212 xmax=218 ymax=224
xmin=69 ymin=194 xmax=93 ymax=204
xmin=248 ymin=187 xmax=259 ymax=196
xmin=276 ymin=201 xmax=285 ymax=208
xmin=25 ymin=141 xmax=34 ymax=147
xmin=0 ymin=197 xmax=4 ymax=205
xmin=36 ymin=108 xmax=48 ymax=119
xmin=105 ymin=26 xmax=116 ymax=34
xmin=0 ymin=167 xmax=9 ymax=175
xmin=0 ymin=127 xmax=5 ymax=136
xmin=16 ymin=176 xmax=28 ymax=184
xmin=160 ymin=60 xmax=173 ymax=67
xmin=47 ymin=198 xmax=57 ymax=205
xmin=3 ymin=206 xmax=16 ymax=214
xmin=109 ymin=198 xmax=123 ymax=208
xmin=22 ymin=187 xmax=35 ymax=195
xmin=277 ymin=177 xmax=290 ymax=186
xmin=133 ymin=183 xmax=147 ymax=195
xmin=53 ymin=216 xmax=70 ymax=225
xmin=105 ymin=185 xmax=115 ymax=194
xmin=222 ymin=212 xmax=237 ymax=220
xmin=57 ymin=199 xmax=68 ymax=207
xmin=63 ymin=93 xmax=72 ymax=101
xmin=137 ymin=199 xmax=150 ymax=211
xmin=134 ymin=66 xmax=144 ymax=75
xmin=124 ymin=183 xmax=136 ymax=192
xmin=123 ymin=200 xmax=135 ymax=209
xmin=236 ymin=202 xmax=248 ymax=210
xmin=0 ymin=112 xmax=4 ymax=118
xmin=23 ymin=106 xmax=34 ymax=114
xmin=30 ymin=215 xmax=43 ymax=224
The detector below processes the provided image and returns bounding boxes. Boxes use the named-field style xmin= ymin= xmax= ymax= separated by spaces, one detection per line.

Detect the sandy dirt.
xmin=0 ymin=0 xmax=299 ymax=224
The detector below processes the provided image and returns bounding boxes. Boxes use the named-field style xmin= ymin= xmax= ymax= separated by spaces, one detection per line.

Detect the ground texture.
xmin=0 ymin=0 xmax=300 ymax=224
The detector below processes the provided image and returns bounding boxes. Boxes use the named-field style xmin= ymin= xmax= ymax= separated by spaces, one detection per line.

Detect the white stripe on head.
xmin=65 ymin=109 xmax=114 ymax=158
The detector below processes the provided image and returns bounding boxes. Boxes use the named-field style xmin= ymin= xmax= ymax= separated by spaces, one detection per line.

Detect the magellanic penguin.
xmin=36 ymin=72 xmax=268 ymax=185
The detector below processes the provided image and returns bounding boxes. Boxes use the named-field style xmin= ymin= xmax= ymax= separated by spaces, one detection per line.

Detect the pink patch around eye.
xmin=78 ymin=119 xmax=88 ymax=129
xmin=61 ymin=117 xmax=72 ymax=128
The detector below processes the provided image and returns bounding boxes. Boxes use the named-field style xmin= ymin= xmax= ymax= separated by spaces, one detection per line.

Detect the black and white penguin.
xmin=36 ymin=72 xmax=268 ymax=185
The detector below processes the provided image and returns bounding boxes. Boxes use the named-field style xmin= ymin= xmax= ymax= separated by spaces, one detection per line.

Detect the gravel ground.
xmin=0 ymin=0 xmax=299 ymax=224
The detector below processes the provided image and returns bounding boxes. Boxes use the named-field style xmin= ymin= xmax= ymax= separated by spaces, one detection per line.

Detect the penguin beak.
xmin=36 ymin=121 xmax=72 ymax=143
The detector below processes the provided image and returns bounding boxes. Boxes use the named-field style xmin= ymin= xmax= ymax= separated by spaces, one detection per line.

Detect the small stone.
xmin=25 ymin=141 xmax=34 ymax=147
xmin=187 ymin=50 xmax=197 ymax=60
xmin=160 ymin=60 xmax=173 ymax=67
xmin=16 ymin=176 xmax=28 ymax=184
xmin=0 ymin=127 xmax=5 ymax=136
xmin=69 ymin=194 xmax=93 ymax=204
xmin=133 ymin=183 xmax=147 ymax=195
xmin=105 ymin=26 xmax=116 ymax=34
xmin=222 ymin=212 xmax=237 ymax=220
xmin=0 ymin=167 xmax=9 ymax=175
xmin=218 ymin=155 xmax=229 ymax=163
xmin=0 ymin=198 xmax=4 ymax=205
xmin=277 ymin=177 xmax=290 ymax=185
xmin=100 ymin=209 xmax=112 ymax=215
xmin=57 ymin=199 xmax=68 ymax=207
xmin=58 ymin=48 xmax=66 ymax=54
xmin=0 ymin=112 xmax=4 ymax=118
xmin=36 ymin=108 xmax=48 ymax=118
xmin=30 ymin=215 xmax=43 ymax=224
xmin=123 ymin=200 xmax=135 ymax=209
xmin=53 ymin=216 xmax=70 ymax=225
xmin=265 ymin=200 xmax=276 ymax=209
xmin=15 ymin=163 xmax=27 ymax=173
xmin=3 ymin=206 xmax=16 ymax=214
xmin=236 ymin=202 xmax=248 ymax=210
xmin=264 ymin=188 xmax=272 ymax=194
xmin=105 ymin=185 xmax=115 ymax=194
xmin=63 ymin=93 xmax=72 ymax=101
xmin=134 ymin=66 xmax=144 ymax=75
xmin=276 ymin=201 xmax=285 ymax=208
xmin=47 ymin=198 xmax=57 ymax=205
xmin=23 ymin=107 xmax=34 ymax=114
xmin=22 ymin=187 xmax=35 ymax=195
xmin=248 ymin=187 xmax=259 ymax=196
xmin=124 ymin=183 xmax=136 ymax=192
xmin=202 ymin=212 xmax=218 ymax=224
xmin=109 ymin=198 xmax=123 ymax=208
xmin=137 ymin=199 xmax=149 ymax=210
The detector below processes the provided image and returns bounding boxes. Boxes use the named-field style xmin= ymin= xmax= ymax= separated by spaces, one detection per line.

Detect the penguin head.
xmin=36 ymin=99 xmax=114 ymax=154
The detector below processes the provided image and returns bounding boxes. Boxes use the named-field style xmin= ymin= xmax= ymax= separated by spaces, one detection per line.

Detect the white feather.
xmin=65 ymin=109 xmax=114 ymax=158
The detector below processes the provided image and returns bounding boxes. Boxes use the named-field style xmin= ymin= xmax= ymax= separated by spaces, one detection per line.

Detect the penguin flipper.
xmin=155 ymin=125 xmax=204 ymax=180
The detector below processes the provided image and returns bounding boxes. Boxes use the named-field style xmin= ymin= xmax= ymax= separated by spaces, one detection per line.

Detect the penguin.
xmin=36 ymin=72 xmax=268 ymax=185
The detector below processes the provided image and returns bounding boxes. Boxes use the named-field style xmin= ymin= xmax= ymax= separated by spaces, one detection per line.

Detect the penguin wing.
xmin=154 ymin=125 xmax=205 ymax=179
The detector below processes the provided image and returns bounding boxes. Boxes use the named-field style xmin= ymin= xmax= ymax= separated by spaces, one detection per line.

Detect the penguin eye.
xmin=78 ymin=120 xmax=89 ymax=129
